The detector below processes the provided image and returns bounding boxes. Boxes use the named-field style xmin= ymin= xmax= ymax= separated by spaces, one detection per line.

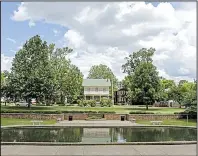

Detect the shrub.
xmin=77 ymin=100 xmax=96 ymax=107
xmin=88 ymin=100 xmax=96 ymax=107
xmin=175 ymin=111 xmax=197 ymax=119
xmin=129 ymin=111 xmax=154 ymax=114
xmin=78 ymin=100 xmax=84 ymax=107
xmin=100 ymin=98 xmax=113 ymax=107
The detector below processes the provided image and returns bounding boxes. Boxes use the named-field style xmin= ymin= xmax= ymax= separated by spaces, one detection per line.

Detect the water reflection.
xmin=1 ymin=127 xmax=196 ymax=143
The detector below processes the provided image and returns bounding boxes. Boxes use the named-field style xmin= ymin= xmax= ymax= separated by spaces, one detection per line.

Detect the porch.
xmin=84 ymin=95 xmax=110 ymax=102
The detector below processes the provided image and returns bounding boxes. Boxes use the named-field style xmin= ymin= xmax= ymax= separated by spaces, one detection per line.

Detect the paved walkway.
xmin=1 ymin=145 xmax=196 ymax=155
xmin=55 ymin=120 xmax=139 ymax=127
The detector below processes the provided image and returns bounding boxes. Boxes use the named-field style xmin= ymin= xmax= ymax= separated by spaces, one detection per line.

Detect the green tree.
xmin=87 ymin=64 xmax=118 ymax=95
xmin=10 ymin=35 xmax=55 ymax=107
xmin=156 ymin=78 xmax=176 ymax=102
xmin=50 ymin=47 xmax=83 ymax=104
xmin=122 ymin=48 xmax=160 ymax=109
xmin=168 ymin=81 xmax=195 ymax=108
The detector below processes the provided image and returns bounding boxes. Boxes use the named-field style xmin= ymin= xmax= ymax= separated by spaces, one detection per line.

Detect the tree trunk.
xmin=28 ymin=98 xmax=31 ymax=108
xmin=146 ymin=104 xmax=148 ymax=110
xmin=5 ymin=101 xmax=6 ymax=106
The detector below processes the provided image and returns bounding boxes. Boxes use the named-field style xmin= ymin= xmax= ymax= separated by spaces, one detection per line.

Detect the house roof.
xmin=82 ymin=79 xmax=111 ymax=87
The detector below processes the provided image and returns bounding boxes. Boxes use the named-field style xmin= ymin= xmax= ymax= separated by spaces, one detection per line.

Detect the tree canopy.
xmin=4 ymin=35 xmax=83 ymax=106
xmin=122 ymin=48 xmax=160 ymax=109
xmin=87 ymin=64 xmax=118 ymax=94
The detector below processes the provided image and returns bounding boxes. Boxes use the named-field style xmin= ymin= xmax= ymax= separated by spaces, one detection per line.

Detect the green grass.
xmin=1 ymin=105 xmax=185 ymax=114
xmin=1 ymin=118 xmax=56 ymax=126
xmin=136 ymin=119 xmax=197 ymax=126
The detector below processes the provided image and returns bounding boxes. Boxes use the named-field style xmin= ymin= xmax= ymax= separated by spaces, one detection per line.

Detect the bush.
xmin=129 ymin=111 xmax=154 ymax=114
xmin=175 ymin=110 xmax=197 ymax=119
xmin=77 ymin=100 xmax=96 ymax=107
xmin=88 ymin=100 xmax=96 ymax=107
xmin=100 ymin=98 xmax=113 ymax=107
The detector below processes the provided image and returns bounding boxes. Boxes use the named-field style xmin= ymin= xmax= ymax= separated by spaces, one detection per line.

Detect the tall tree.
xmin=50 ymin=47 xmax=83 ymax=104
xmin=168 ymin=81 xmax=195 ymax=108
xmin=10 ymin=35 xmax=55 ymax=107
xmin=122 ymin=48 xmax=160 ymax=109
xmin=87 ymin=64 xmax=118 ymax=94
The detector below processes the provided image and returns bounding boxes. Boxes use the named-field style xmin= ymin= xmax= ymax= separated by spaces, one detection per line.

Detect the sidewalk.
xmin=55 ymin=120 xmax=139 ymax=127
xmin=1 ymin=144 xmax=196 ymax=156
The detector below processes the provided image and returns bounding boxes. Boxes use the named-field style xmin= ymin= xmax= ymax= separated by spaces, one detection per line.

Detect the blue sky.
xmin=1 ymin=2 xmax=196 ymax=81
xmin=1 ymin=2 xmax=68 ymax=57
xmin=1 ymin=2 xmax=180 ymax=57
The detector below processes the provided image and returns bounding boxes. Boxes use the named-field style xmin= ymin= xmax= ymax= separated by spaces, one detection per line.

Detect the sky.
xmin=1 ymin=2 xmax=196 ymax=82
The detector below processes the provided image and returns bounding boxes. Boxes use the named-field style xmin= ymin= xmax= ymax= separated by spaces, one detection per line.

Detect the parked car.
xmin=31 ymin=98 xmax=36 ymax=105
xmin=16 ymin=101 xmax=30 ymax=107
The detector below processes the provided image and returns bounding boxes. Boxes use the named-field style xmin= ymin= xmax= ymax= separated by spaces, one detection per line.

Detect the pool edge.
xmin=1 ymin=141 xmax=197 ymax=146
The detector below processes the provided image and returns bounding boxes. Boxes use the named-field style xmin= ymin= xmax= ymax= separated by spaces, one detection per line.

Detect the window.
xmin=88 ymin=88 xmax=90 ymax=91
xmin=95 ymin=88 xmax=98 ymax=92
xmin=103 ymin=88 xmax=106 ymax=92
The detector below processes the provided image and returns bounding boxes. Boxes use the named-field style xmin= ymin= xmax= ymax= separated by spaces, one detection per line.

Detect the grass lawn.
xmin=1 ymin=118 xmax=56 ymax=126
xmin=1 ymin=105 xmax=185 ymax=114
xmin=136 ymin=119 xmax=197 ymax=126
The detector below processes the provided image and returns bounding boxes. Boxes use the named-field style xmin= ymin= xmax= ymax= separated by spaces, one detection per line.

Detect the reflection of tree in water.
xmin=2 ymin=127 xmax=83 ymax=142
xmin=121 ymin=127 xmax=197 ymax=142
xmin=54 ymin=128 xmax=83 ymax=142
xmin=1 ymin=128 xmax=19 ymax=142
xmin=1 ymin=127 xmax=196 ymax=142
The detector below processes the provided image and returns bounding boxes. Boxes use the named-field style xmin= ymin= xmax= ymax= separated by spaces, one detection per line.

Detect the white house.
xmin=82 ymin=79 xmax=111 ymax=101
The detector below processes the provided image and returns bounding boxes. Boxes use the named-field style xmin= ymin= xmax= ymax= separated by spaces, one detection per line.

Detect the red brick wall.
xmin=1 ymin=113 xmax=64 ymax=120
xmin=1 ymin=113 xmax=181 ymax=121
xmin=104 ymin=114 xmax=127 ymax=120
xmin=127 ymin=114 xmax=180 ymax=121
xmin=64 ymin=114 xmax=88 ymax=120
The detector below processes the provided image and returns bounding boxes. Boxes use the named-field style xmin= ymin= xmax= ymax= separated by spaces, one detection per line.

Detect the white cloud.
xmin=10 ymin=2 xmax=196 ymax=81
xmin=29 ymin=20 xmax=35 ymax=27
xmin=6 ymin=38 xmax=16 ymax=44
xmin=10 ymin=49 xmax=17 ymax=53
xmin=53 ymin=29 xmax=60 ymax=36
xmin=1 ymin=54 xmax=13 ymax=72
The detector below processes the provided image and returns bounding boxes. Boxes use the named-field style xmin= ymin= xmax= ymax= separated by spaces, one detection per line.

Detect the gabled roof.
xmin=82 ymin=79 xmax=111 ymax=87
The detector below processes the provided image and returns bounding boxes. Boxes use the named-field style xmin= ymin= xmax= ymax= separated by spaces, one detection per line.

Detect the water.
xmin=1 ymin=127 xmax=197 ymax=143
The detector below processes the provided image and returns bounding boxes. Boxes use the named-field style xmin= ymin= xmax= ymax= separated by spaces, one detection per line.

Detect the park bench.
xmin=150 ymin=121 xmax=163 ymax=125
xmin=31 ymin=120 xmax=43 ymax=125
xmin=131 ymin=118 xmax=136 ymax=123
xmin=57 ymin=118 xmax=62 ymax=122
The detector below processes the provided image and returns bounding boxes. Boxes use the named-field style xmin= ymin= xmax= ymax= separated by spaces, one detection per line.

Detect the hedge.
xmin=1 ymin=110 xmax=116 ymax=114
xmin=129 ymin=111 xmax=154 ymax=114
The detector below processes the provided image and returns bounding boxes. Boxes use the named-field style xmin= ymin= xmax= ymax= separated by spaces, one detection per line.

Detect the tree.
xmin=156 ymin=78 xmax=176 ymax=103
xmin=122 ymin=48 xmax=160 ymax=109
xmin=168 ymin=81 xmax=195 ymax=108
xmin=50 ymin=47 xmax=83 ymax=104
xmin=87 ymin=64 xmax=118 ymax=94
xmin=10 ymin=35 xmax=55 ymax=107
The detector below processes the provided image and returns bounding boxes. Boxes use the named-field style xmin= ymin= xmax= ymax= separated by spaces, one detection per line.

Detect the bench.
xmin=31 ymin=120 xmax=43 ymax=125
xmin=57 ymin=118 xmax=62 ymax=122
xmin=150 ymin=121 xmax=163 ymax=125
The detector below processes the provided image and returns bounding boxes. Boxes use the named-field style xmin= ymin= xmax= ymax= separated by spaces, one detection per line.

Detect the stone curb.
xmin=1 ymin=141 xmax=197 ymax=146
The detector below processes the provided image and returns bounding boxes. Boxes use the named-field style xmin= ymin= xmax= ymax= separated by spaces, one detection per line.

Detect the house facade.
xmin=114 ymin=82 xmax=128 ymax=104
xmin=82 ymin=79 xmax=111 ymax=101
